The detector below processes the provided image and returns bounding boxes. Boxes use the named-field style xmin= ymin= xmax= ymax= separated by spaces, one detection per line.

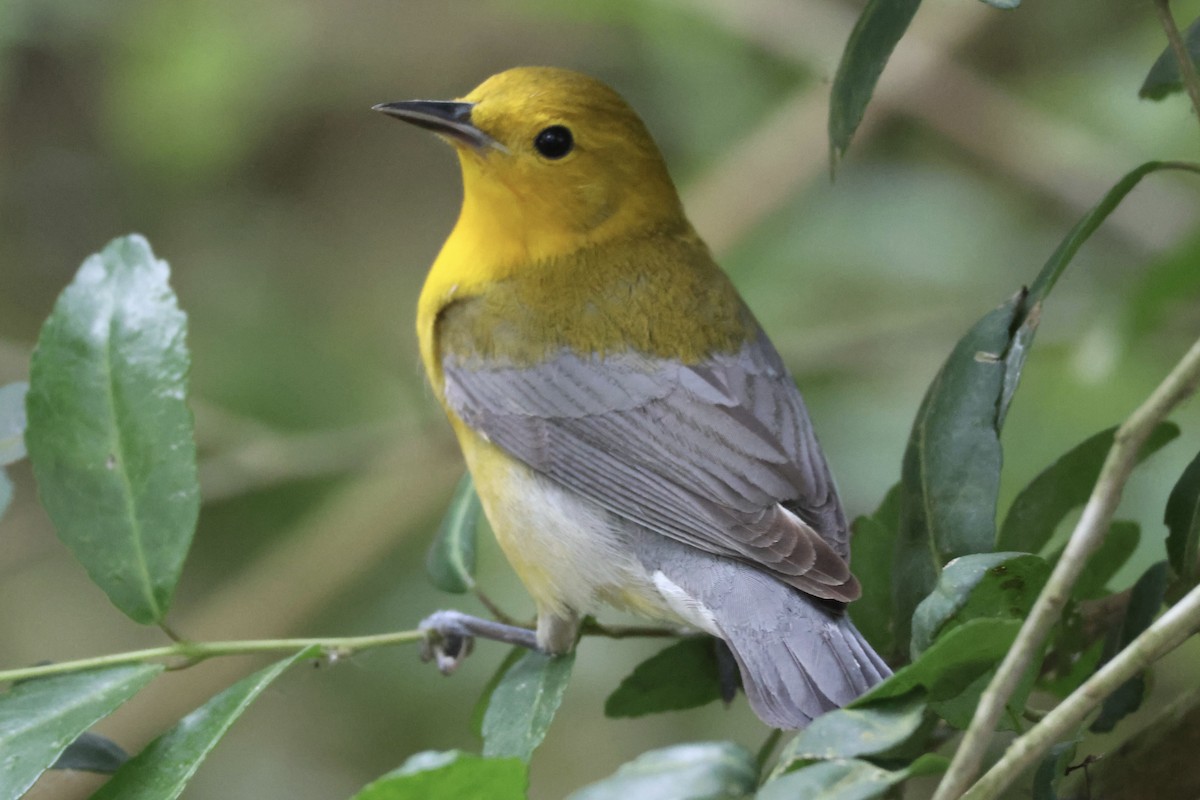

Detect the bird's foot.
xmin=419 ymin=609 xmax=539 ymax=674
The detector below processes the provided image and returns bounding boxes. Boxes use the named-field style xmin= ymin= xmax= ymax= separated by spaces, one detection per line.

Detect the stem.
xmin=963 ymin=582 xmax=1200 ymax=800
xmin=1152 ymin=0 xmax=1200 ymax=122
xmin=933 ymin=334 xmax=1200 ymax=800
xmin=0 ymin=629 xmax=425 ymax=685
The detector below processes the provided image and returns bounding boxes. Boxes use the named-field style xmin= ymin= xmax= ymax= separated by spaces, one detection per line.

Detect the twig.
xmin=963 ymin=581 xmax=1200 ymax=799
xmin=0 ymin=629 xmax=426 ymax=685
xmin=1152 ymin=0 xmax=1200 ymax=123
xmin=933 ymin=334 xmax=1200 ymax=800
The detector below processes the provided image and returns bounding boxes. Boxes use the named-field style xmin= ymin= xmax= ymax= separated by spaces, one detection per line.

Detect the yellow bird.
xmin=375 ymin=66 xmax=889 ymax=729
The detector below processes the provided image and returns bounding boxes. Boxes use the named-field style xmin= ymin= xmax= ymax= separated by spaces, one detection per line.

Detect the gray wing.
xmin=444 ymin=331 xmax=859 ymax=602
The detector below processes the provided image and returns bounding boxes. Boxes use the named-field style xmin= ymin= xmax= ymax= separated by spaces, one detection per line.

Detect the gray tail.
xmin=718 ymin=592 xmax=891 ymax=730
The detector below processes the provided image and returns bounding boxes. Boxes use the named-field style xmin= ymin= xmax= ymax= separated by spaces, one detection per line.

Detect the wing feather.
xmin=443 ymin=330 xmax=858 ymax=601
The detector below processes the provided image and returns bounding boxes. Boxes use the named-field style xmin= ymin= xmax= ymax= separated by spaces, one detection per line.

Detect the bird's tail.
xmin=716 ymin=586 xmax=891 ymax=730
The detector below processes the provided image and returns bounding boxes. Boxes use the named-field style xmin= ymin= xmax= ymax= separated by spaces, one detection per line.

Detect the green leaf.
xmin=567 ymin=742 xmax=756 ymax=800
xmin=0 ymin=664 xmax=162 ymax=799
xmin=0 ymin=381 xmax=28 ymax=466
xmin=481 ymin=650 xmax=574 ymax=762
xmin=1028 ymin=162 xmax=1200 ymax=302
xmin=91 ymin=647 xmax=314 ymax=799
xmin=470 ymin=646 xmax=526 ymax=739
xmin=759 ymin=754 xmax=948 ymax=800
xmin=775 ymin=693 xmax=926 ymax=770
xmin=1068 ymin=521 xmax=1140 ymax=600
xmin=849 ymin=485 xmax=899 ymax=658
xmin=911 ymin=553 xmax=1050 ymax=658
xmin=858 ymin=618 xmax=1021 ymax=705
xmin=52 ymin=731 xmax=129 ymax=774
xmin=893 ymin=293 xmax=1022 ymax=649
xmin=605 ymin=637 xmax=724 ymax=719
xmin=350 ymin=751 xmax=527 ymax=800
xmin=1165 ymin=449 xmax=1200 ymax=586
xmin=828 ymin=0 xmax=923 ymax=166
xmin=1140 ymin=17 xmax=1200 ymax=100
xmin=998 ymin=425 xmax=1178 ymax=553
xmin=1090 ymin=562 xmax=1169 ymax=733
xmin=25 ymin=235 xmax=200 ymax=625
xmin=426 ymin=472 xmax=481 ymax=593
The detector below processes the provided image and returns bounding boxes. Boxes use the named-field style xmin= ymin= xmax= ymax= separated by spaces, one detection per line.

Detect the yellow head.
xmin=375 ymin=67 xmax=685 ymax=263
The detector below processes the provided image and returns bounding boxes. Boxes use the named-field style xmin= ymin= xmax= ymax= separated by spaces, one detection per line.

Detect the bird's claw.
xmin=419 ymin=610 xmax=476 ymax=675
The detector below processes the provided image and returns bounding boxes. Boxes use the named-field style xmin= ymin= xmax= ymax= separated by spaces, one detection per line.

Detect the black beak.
xmin=372 ymin=100 xmax=504 ymax=151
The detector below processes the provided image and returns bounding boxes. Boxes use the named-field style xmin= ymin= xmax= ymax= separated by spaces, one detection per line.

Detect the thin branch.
xmin=0 ymin=629 xmax=426 ymax=685
xmin=933 ymin=334 xmax=1200 ymax=800
xmin=1152 ymin=0 xmax=1200 ymax=123
xmin=963 ymin=581 xmax=1200 ymax=799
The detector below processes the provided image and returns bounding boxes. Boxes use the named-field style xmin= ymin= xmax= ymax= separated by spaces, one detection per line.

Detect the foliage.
xmin=2 ymin=2 xmax=1200 ymax=799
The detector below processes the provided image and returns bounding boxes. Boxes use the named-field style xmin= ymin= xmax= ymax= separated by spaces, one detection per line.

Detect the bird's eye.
xmin=533 ymin=125 xmax=573 ymax=159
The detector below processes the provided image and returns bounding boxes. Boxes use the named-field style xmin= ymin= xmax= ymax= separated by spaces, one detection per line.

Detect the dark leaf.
xmin=481 ymin=650 xmax=574 ymax=762
xmin=0 ymin=664 xmax=161 ymax=799
xmin=911 ymin=553 xmax=1049 ymax=658
xmin=426 ymin=472 xmax=481 ymax=593
xmin=1091 ymin=562 xmax=1169 ymax=733
xmin=52 ymin=731 xmax=129 ymax=774
xmin=849 ymin=485 xmax=899 ymax=657
xmin=858 ymin=618 xmax=1021 ymax=705
xmin=1032 ymin=739 xmax=1078 ymax=800
xmin=828 ymin=0 xmax=923 ymax=166
xmin=1165 ymin=449 xmax=1200 ymax=585
xmin=91 ymin=648 xmax=315 ymax=799
xmin=1068 ymin=521 xmax=1140 ymax=600
xmin=605 ymin=637 xmax=724 ymax=718
xmin=759 ymin=754 xmax=948 ymax=800
xmin=0 ymin=381 xmax=28 ymax=466
xmin=893 ymin=294 xmax=1022 ymax=649
xmin=567 ymin=742 xmax=756 ymax=800
xmin=25 ymin=235 xmax=200 ymax=625
xmin=998 ymin=425 xmax=1178 ymax=553
xmin=1140 ymin=17 xmax=1200 ymax=100
xmin=350 ymin=751 xmax=527 ymax=800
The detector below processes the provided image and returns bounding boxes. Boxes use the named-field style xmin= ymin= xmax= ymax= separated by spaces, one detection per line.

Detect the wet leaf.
xmin=568 ymin=742 xmax=756 ymax=800
xmin=759 ymin=754 xmax=947 ymax=800
xmin=0 ymin=664 xmax=161 ymax=799
xmin=25 ymin=235 xmax=199 ymax=625
xmin=775 ymin=693 xmax=926 ymax=770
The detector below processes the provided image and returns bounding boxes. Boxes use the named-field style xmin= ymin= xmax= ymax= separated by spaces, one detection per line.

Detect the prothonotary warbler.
xmin=375 ymin=66 xmax=890 ymax=729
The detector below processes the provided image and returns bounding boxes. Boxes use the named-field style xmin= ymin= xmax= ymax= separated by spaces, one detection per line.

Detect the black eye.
xmin=534 ymin=125 xmax=573 ymax=159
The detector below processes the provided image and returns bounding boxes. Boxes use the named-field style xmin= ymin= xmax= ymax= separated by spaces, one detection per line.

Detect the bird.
xmin=374 ymin=66 xmax=890 ymax=729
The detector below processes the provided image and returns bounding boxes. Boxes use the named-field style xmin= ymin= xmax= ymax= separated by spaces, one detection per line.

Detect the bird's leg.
xmin=419 ymin=609 xmax=539 ymax=674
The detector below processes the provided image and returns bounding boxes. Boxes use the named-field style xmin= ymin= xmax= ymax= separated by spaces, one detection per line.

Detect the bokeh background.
xmin=3 ymin=0 xmax=1200 ymax=797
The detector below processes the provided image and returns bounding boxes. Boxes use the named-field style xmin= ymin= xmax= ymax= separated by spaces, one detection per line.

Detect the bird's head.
xmin=376 ymin=67 xmax=686 ymax=260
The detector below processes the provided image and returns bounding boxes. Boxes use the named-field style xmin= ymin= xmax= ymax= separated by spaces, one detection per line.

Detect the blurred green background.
xmin=3 ymin=0 xmax=1200 ymax=797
